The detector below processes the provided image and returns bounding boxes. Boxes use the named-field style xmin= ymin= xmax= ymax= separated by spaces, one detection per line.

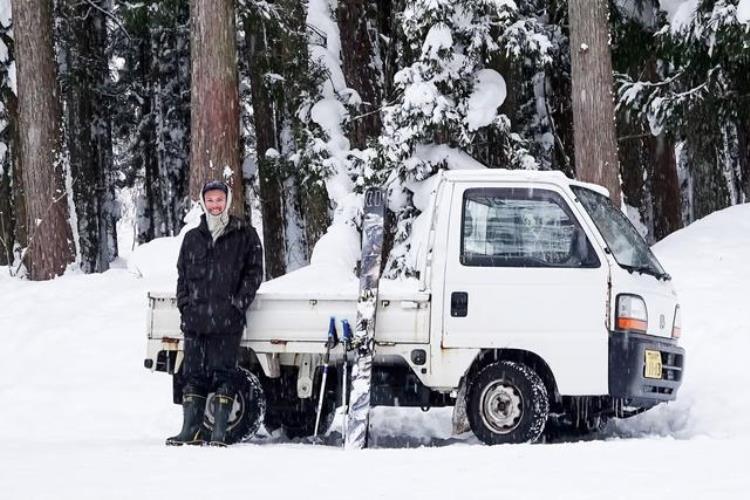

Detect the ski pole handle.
xmin=342 ymin=319 xmax=353 ymax=347
xmin=327 ymin=316 xmax=339 ymax=348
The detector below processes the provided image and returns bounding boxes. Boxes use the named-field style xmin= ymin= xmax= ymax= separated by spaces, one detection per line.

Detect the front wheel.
xmin=202 ymin=367 xmax=266 ymax=444
xmin=467 ymin=361 xmax=549 ymax=445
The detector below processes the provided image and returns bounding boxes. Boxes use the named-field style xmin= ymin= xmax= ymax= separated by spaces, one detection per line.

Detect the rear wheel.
xmin=467 ymin=361 xmax=549 ymax=445
xmin=201 ymin=368 xmax=266 ymax=444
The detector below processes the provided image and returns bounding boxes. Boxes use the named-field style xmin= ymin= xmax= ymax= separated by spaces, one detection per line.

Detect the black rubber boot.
xmin=166 ymin=393 xmax=207 ymax=446
xmin=209 ymin=394 xmax=234 ymax=447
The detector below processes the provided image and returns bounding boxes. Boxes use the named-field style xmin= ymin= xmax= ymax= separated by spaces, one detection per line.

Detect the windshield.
xmin=571 ymin=186 xmax=668 ymax=279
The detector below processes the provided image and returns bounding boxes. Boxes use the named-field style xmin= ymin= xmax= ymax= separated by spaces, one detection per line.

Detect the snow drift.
xmin=1 ymin=203 xmax=749 ymax=499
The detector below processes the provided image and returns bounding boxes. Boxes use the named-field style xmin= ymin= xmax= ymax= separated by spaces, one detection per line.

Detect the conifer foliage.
xmin=379 ymin=0 xmax=553 ymax=276
xmin=113 ymin=1 xmax=191 ymax=245
xmin=616 ymin=0 xmax=750 ymax=230
xmin=0 ymin=2 xmax=19 ymax=267
xmin=1 ymin=0 xmax=749 ymax=280
xmin=57 ymin=0 xmax=119 ymax=272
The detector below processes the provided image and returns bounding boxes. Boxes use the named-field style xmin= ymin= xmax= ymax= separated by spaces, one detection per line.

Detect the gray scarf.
xmin=199 ymin=188 xmax=232 ymax=242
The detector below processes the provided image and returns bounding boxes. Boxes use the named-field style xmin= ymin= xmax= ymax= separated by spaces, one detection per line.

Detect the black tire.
xmin=202 ymin=367 xmax=266 ymax=444
xmin=543 ymin=415 xmax=606 ymax=442
xmin=467 ymin=361 xmax=549 ymax=445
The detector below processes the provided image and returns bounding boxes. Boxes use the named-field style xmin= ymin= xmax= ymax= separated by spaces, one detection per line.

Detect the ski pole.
xmin=341 ymin=319 xmax=353 ymax=443
xmin=314 ymin=316 xmax=338 ymax=442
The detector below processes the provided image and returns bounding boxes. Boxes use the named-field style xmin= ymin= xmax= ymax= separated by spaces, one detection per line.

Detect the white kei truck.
xmin=144 ymin=170 xmax=685 ymax=445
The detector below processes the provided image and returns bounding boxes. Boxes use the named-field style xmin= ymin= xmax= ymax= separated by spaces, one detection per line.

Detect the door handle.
xmin=400 ymin=300 xmax=421 ymax=309
xmin=451 ymin=292 xmax=468 ymax=317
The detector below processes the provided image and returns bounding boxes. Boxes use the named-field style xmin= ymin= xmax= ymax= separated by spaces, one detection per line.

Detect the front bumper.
xmin=609 ymin=331 xmax=685 ymax=407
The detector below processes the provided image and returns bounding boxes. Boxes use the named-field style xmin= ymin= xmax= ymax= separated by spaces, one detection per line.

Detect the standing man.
xmin=167 ymin=180 xmax=263 ymax=447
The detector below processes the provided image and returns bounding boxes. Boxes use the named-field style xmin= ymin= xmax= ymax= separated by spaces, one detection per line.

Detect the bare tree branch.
xmin=83 ymin=0 xmax=130 ymax=41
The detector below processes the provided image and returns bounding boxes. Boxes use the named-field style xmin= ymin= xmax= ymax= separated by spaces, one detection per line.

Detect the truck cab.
xmin=145 ymin=169 xmax=685 ymax=445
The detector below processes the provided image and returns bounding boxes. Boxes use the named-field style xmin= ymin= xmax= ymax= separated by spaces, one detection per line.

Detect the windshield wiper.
xmin=620 ymin=264 xmax=671 ymax=281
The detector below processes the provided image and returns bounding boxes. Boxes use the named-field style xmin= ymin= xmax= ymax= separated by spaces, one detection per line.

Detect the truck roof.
xmin=441 ymin=169 xmax=611 ymax=198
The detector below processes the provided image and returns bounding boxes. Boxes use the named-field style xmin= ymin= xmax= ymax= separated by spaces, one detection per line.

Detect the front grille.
xmin=659 ymin=350 xmax=684 ymax=382
xmin=608 ymin=331 xmax=685 ymax=403
xmin=643 ymin=385 xmax=674 ymax=395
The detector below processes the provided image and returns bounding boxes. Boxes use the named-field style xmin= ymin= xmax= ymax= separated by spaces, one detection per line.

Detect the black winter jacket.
xmin=176 ymin=215 xmax=263 ymax=335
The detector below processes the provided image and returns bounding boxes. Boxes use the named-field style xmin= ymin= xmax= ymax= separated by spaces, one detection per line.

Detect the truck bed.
xmin=147 ymin=278 xmax=431 ymax=346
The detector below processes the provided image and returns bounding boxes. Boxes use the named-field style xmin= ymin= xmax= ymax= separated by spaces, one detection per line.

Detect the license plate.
xmin=644 ymin=350 xmax=663 ymax=379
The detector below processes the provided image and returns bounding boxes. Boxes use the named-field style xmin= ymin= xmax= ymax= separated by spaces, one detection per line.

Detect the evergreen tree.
xmin=113 ymin=0 xmax=191 ymax=244
xmin=611 ymin=0 xmax=682 ymax=242
xmin=378 ymin=0 xmax=553 ymax=277
xmin=336 ymin=0 xmax=384 ymax=150
xmin=151 ymin=0 xmax=191 ymax=234
xmin=514 ymin=0 xmax=575 ymax=175
xmin=12 ymin=0 xmax=75 ymax=280
xmin=617 ymin=0 xmax=750 ymax=227
xmin=57 ymin=0 xmax=118 ymax=272
xmin=239 ymin=0 xmax=329 ymax=277
xmin=0 ymin=1 xmax=19 ymax=267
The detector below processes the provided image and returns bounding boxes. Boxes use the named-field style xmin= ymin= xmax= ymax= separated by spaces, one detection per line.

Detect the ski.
xmin=340 ymin=319 xmax=353 ymax=443
xmin=345 ymin=187 xmax=387 ymax=450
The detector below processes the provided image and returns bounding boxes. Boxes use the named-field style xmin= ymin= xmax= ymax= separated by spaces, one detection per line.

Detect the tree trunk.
xmin=568 ymin=0 xmax=621 ymax=206
xmin=377 ymin=0 xmax=398 ymax=103
xmin=61 ymin=0 xmax=117 ymax=273
xmin=121 ymin=3 xmax=191 ymax=244
xmin=134 ymin=25 xmax=162 ymax=244
xmin=300 ymin=180 xmax=329 ymax=260
xmin=648 ymin=132 xmax=681 ymax=240
xmin=242 ymin=9 xmax=286 ymax=279
xmin=152 ymin=3 xmax=191 ymax=238
xmin=337 ymin=0 xmax=382 ymax=149
xmin=616 ymin=110 xmax=652 ymax=238
xmin=11 ymin=0 xmax=74 ymax=280
xmin=189 ymin=0 xmax=243 ymax=219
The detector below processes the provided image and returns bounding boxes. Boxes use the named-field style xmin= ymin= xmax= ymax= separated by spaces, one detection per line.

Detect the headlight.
xmin=616 ymin=294 xmax=648 ymax=334
xmin=672 ymin=305 xmax=682 ymax=339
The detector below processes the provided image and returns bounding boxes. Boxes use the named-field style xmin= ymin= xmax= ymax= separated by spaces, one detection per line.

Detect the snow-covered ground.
xmin=1 ymin=204 xmax=749 ymax=499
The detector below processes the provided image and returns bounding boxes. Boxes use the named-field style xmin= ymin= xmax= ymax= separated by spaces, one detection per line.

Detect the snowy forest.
xmin=1 ymin=0 xmax=749 ymax=281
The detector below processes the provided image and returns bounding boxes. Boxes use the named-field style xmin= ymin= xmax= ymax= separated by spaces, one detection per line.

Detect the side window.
xmin=461 ymin=188 xmax=600 ymax=268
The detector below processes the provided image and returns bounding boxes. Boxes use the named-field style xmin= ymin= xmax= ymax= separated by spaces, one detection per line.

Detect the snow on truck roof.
xmin=441 ymin=169 xmax=611 ymax=198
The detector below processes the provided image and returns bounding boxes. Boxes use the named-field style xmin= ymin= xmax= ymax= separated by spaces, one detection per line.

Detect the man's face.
xmin=204 ymin=190 xmax=227 ymax=216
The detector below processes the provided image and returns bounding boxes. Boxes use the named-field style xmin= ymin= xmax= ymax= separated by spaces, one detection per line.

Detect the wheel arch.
xmin=466 ymin=349 xmax=560 ymax=408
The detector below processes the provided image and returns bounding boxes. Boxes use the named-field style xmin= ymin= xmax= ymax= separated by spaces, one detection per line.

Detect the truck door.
xmin=441 ymin=183 xmax=610 ymax=395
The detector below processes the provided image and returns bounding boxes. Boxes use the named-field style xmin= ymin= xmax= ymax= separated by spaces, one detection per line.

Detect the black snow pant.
xmin=182 ymin=331 xmax=242 ymax=398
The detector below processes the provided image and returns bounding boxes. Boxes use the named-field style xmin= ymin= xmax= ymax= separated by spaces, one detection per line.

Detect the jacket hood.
xmin=199 ymin=182 xmax=232 ymax=241
xmin=198 ymin=184 xmax=233 ymax=215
